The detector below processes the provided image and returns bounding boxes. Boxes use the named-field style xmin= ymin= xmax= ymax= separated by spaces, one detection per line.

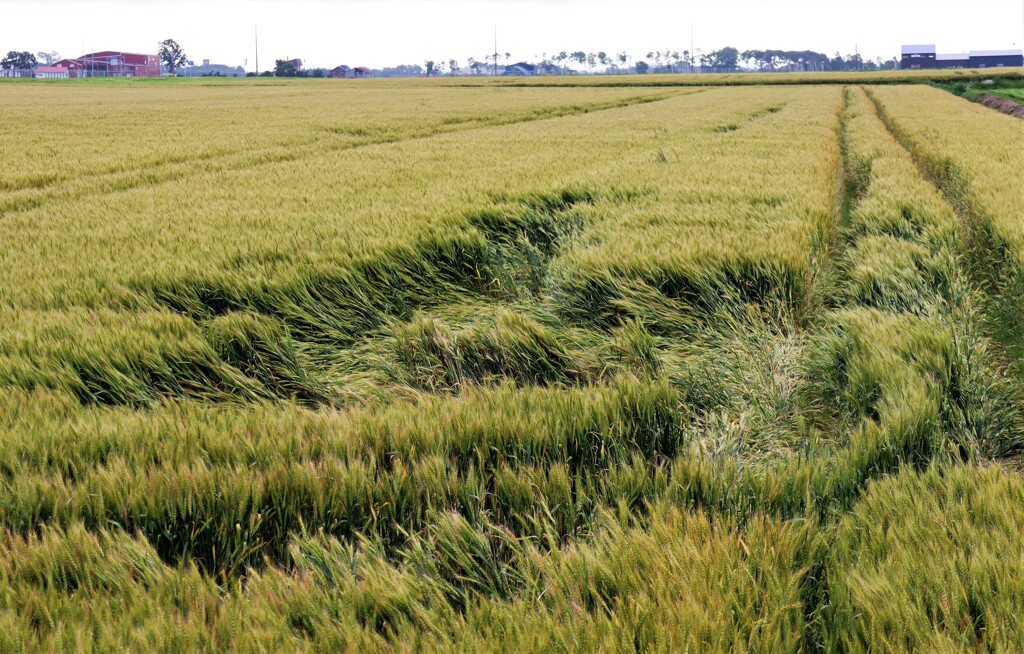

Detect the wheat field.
xmin=1 ymin=77 xmax=1023 ymax=652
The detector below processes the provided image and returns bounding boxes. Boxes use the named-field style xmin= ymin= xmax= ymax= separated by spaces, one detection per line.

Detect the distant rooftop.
xmin=969 ymin=49 xmax=1023 ymax=57
xmin=901 ymin=44 xmax=936 ymax=55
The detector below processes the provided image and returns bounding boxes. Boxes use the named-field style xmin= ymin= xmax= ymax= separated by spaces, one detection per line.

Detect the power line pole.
xmin=255 ymin=26 xmax=259 ymax=75
xmin=493 ymin=25 xmax=498 ymax=76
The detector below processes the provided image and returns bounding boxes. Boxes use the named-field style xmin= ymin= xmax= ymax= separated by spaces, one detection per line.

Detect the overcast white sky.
xmin=1 ymin=1 xmax=1023 ymax=70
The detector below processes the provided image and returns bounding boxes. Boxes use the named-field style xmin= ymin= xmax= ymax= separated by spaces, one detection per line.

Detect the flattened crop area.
xmin=2 ymin=79 xmax=1024 ymax=652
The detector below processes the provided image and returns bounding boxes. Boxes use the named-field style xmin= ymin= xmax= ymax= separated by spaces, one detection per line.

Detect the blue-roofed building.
xmin=969 ymin=50 xmax=1024 ymax=68
xmin=901 ymin=44 xmax=936 ymax=69
xmin=902 ymin=43 xmax=1023 ymax=69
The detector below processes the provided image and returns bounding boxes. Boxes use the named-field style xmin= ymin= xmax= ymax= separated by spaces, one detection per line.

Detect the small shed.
xmin=34 ymin=66 xmax=70 ymax=79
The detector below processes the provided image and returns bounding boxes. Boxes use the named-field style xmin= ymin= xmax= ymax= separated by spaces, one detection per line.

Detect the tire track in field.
xmin=0 ymin=92 xmax=683 ymax=220
xmin=864 ymin=87 xmax=1024 ymax=427
xmin=799 ymin=86 xmax=1011 ymax=651
xmin=799 ymin=86 xmax=963 ymax=653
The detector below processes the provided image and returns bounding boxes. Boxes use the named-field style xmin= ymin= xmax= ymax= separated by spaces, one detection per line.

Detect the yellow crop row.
xmin=0 ymin=84 xmax=668 ymax=193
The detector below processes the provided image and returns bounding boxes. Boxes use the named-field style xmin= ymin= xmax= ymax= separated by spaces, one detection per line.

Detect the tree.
xmin=158 ymin=39 xmax=187 ymax=75
xmin=635 ymin=61 xmax=650 ymax=74
xmin=274 ymin=59 xmax=297 ymax=77
xmin=552 ymin=52 xmax=568 ymax=73
xmin=699 ymin=51 xmax=713 ymax=72
xmin=424 ymin=60 xmax=435 ymax=77
xmin=36 ymin=51 xmax=60 ymax=65
xmin=449 ymin=59 xmax=459 ymax=76
xmin=708 ymin=47 xmax=739 ymax=72
xmin=1 ymin=51 xmax=37 ymax=70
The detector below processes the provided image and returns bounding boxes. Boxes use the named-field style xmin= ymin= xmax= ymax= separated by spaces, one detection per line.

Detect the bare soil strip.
xmin=976 ymin=93 xmax=1024 ymax=120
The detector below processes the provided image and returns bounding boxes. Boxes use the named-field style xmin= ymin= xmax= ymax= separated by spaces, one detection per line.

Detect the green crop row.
xmin=1 ymin=81 xmax=1024 ymax=651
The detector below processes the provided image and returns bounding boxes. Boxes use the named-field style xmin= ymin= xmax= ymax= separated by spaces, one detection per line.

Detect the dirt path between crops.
xmin=977 ymin=94 xmax=1024 ymax=120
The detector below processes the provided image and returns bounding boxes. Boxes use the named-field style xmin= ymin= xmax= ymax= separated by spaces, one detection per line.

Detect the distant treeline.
xmin=740 ymin=49 xmax=898 ymax=72
xmin=245 ymin=47 xmax=898 ymax=79
xmin=375 ymin=49 xmax=895 ymax=78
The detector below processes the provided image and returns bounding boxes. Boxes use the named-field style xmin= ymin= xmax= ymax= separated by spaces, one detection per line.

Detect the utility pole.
xmin=493 ymin=25 xmax=498 ymax=76
xmin=691 ymin=23 xmax=695 ymax=73
xmin=255 ymin=26 xmax=259 ymax=75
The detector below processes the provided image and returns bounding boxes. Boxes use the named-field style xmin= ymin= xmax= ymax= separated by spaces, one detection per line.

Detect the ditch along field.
xmin=1 ymin=78 xmax=1024 ymax=652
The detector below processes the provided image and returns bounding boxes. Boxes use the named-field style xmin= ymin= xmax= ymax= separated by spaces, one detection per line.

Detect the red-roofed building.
xmin=331 ymin=65 xmax=372 ymax=79
xmin=56 ymin=51 xmax=160 ymax=78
